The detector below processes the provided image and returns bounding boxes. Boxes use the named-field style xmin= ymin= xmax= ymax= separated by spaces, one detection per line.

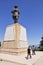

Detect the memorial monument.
xmin=1 ymin=6 xmax=28 ymax=55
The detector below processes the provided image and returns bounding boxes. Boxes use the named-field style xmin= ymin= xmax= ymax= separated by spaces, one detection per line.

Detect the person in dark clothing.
xmin=32 ymin=45 xmax=35 ymax=55
xmin=26 ymin=46 xmax=32 ymax=59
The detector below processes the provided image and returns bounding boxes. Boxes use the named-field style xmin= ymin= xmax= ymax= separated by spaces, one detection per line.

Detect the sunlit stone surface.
xmin=1 ymin=23 xmax=28 ymax=55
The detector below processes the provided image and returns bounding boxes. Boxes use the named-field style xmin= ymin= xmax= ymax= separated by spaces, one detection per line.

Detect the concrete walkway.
xmin=0 ymin=51 xmax=43 ymax=65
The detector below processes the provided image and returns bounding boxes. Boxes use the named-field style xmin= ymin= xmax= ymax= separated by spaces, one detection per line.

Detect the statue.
xmin=11 ymin=6 xmax=20 ymax=23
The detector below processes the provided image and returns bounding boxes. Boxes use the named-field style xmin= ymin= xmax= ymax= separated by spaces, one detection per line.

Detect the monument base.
xmin=0 ymin=48 xmax=27 ymax=55
xmin=1 ymin=23 xmax=28 ymax=55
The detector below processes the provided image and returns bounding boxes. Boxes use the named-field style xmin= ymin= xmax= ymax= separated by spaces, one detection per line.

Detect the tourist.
xmin=26 ymin=46 xmax=32 ymax=59
xmin=32 ymin=45 xmax=35 ymax=55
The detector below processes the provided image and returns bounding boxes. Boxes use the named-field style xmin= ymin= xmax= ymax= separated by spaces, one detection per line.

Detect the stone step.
xmin=0 ymin=52 xmax=43 ymax=65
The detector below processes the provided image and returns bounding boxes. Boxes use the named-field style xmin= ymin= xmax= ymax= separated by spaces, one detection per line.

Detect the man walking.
xmin=32 ymin=45 xmax=35 ymax=55
xmin=26 ymin=46 xmax=32 ymax=59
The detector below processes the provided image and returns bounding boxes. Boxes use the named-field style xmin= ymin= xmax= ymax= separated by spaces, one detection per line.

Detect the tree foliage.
xmin=0 ymin=42 xmax=1 ymax=46
xmin=38 ymin=37 xmax=43 ymax=51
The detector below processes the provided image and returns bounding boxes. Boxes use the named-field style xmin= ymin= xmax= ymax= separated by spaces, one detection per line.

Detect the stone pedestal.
xmin=1 ymin=23 xmax=28 ymax=55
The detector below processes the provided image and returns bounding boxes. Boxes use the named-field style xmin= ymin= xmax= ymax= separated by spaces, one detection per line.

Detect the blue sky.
xmin=0 ymin=0 xmax=43 ymax=45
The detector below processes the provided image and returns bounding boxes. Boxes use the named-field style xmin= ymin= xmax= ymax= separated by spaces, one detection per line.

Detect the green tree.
xmin=39 ymin=37 xmax=43 ymax=51
xmin=0 ymin=42 xmax=1 ymax=47
xmin=40 ymin=37 xmax=43 ymax=46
